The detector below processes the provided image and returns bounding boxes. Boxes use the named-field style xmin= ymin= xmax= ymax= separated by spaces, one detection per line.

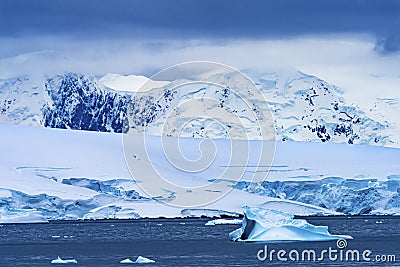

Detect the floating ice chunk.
xmin=134 ymin=256 xmax=155 ymax=264
xmin=120 ymin=258 xmax=135 ymax=264
xmin=230 ymin=206 xmax=352 ymax=242
xmin=51 ymin=256 xmax=77 ymax=264
xmin=120 ymin=256 xmax=155 ymax=264
xmin=205 ymin=218 xmax=242 ymax=226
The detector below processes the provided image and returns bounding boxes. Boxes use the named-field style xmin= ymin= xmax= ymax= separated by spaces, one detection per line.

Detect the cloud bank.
xmin=0 ymin=0 xmax=399 ymax=111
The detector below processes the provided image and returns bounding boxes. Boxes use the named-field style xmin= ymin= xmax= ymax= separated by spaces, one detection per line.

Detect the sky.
xmin=0 ymin=0 xmax=399 ymax=107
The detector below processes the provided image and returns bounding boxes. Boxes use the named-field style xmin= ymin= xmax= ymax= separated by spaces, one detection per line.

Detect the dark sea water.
xmin=0 ymin=216 xmax=399 ymax=266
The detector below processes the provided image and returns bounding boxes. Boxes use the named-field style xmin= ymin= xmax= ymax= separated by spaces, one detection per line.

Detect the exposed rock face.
xmin=42 ymin=74 xmax=129 ymax=133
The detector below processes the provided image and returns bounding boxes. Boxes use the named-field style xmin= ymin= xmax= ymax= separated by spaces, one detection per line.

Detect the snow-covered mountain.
xmin=1 ymin=69 xmax=400 ymax=222
xmin=0 ymin=76 xmax=43 ymax=125
xmin=249 ymin=70 xmax=393 ymax=146
xmin=0 ymin=69 xmax=397 ymax=147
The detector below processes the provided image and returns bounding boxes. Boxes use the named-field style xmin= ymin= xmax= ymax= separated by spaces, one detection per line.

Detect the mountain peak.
xmin=99 ymin=73 xmax=170 ymax=93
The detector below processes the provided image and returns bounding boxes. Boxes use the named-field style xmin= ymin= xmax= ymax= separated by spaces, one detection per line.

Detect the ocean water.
xmin=0 ymin=216 xmax=399 ymax=266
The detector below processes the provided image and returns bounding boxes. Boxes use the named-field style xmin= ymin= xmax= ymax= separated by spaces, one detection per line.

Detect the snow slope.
xmin=0 ymin=124 xmax=400 ymax=222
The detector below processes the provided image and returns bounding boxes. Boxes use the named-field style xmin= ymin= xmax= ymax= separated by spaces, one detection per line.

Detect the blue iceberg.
xmin=229 ymin=206 xmax=352 ymax=242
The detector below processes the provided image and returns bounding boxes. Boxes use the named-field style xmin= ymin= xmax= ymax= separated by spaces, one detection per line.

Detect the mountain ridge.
xmin=0 ymin=70 xmax=396 ymax=147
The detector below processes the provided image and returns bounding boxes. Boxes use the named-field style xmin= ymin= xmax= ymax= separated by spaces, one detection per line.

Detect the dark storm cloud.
xmin=0 ymin=0 xmax=399 ymax=52
xmin=1 ymin=0 xmax=399 ymax=36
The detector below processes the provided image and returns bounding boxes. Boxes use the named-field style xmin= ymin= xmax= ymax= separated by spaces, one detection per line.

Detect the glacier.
xmin=0 ymin=124 xmax=400 ymax=223
xmin=229 ymin=206 xmax=352 ymax=242
xmin=0 ymin=208 xmax=48 ymax=224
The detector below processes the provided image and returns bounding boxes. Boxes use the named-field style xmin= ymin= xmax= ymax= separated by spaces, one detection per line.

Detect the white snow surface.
xmin=229 ymin=206 xmax=352 ymax=242
xmin=99 ymin=73 xmax=170 ymax=92
xmin=0 ymin=124 xmax=400 ymax=222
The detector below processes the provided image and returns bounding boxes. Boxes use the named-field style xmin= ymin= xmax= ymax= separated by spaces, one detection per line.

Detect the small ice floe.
xmin=120 ymin=258 xmax=135 ymax=264
xmin=51 ymin=235 xmax=61 ymax=238
xmin=230 ymin=206 xmax=352 ymax=242
xmin=376 ymin=220 xmax=383 ymax=224
xmin=120 ymin=256 xmax=155 ymax=264
xmin=51 ymin=256 xmax=77 ymax=264
xmin=134 ymin=256 xmax=155 ymax=264
xmin=179 ymin=222 xmax=186 ymax=225
xmin=205 ymin=218 xmax=242 ymax=226
xmin=156 ymin=223 xmax=163 ymax=226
